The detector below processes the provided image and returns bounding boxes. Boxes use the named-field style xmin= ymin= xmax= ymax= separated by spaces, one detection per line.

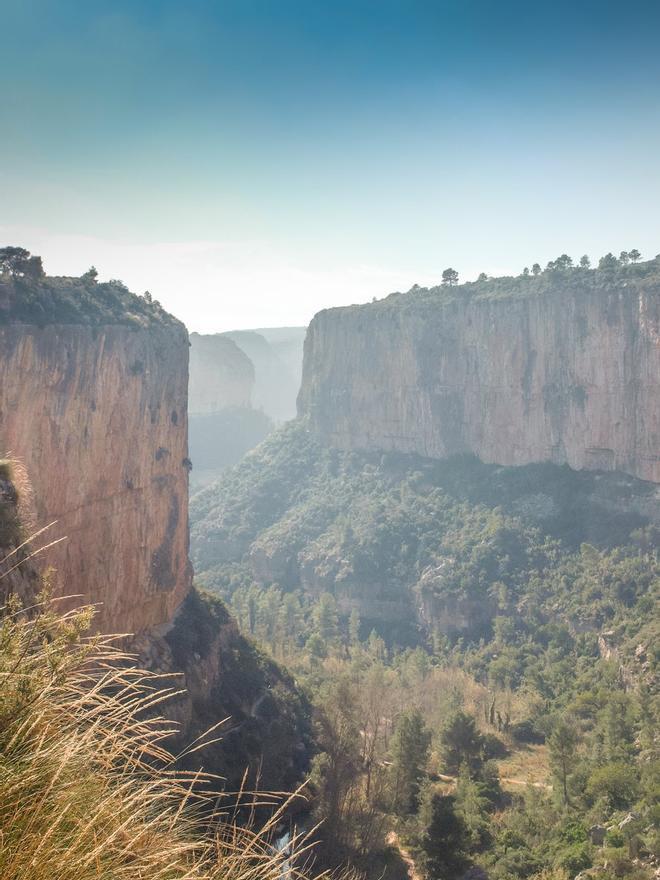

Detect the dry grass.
xmin=497 ymin=743 xmax=551 ymax=790
xmin=0 ymin=595 xmax=318 ymax=880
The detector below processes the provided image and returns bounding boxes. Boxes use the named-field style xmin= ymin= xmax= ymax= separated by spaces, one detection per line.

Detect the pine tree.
xmin=390 ymin=709 xmax=431 ymax=814
xmin=548 ymin=717 xmax=579 ymax=805
xmin=420 ymin=794 xmax=471 ymax=880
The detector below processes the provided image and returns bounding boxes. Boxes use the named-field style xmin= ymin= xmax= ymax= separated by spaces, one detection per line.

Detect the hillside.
xmin=191 ymin=420 xmax=659 ymax=877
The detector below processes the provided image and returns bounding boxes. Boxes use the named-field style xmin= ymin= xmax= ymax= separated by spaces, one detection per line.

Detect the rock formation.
xmin=0 ymin=256 xmax=309 ymax=789
xmin=299 ymin=271 xmax=660 ymax=483
xmin=0 ymin=321 xmax=191 ymax=633
xmin=189 ymin=332 xmax=254 ymax=414
xmin=0 ymin=269 xmax=191 ymax=633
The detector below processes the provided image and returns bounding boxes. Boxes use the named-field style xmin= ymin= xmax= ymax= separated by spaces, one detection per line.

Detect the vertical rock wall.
xmin=0 ymin=323 xmax=191 ymax=633
xmin=299 ymin=286 xmax=660 ymax=483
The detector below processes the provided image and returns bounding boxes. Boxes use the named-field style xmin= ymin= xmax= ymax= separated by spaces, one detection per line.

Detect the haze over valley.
xmin=1 ymin=3 xmax=659 ymax=880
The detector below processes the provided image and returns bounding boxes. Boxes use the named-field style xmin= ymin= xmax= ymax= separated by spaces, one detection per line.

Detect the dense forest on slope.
xmin=191 ymin=422 xmax=659 ymax=879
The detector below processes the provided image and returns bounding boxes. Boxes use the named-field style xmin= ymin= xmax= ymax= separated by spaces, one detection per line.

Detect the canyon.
xmin=0 ymin=263 xmax=308 ymax=789
xmin=189 ymin=332 xmax=254 ymax=414
xmin=299 ymin=274 xmax=660 ymax=484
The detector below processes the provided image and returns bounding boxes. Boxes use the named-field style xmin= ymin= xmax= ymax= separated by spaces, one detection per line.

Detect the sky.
xmin=2 ymin=0 xmax=660 ymax=331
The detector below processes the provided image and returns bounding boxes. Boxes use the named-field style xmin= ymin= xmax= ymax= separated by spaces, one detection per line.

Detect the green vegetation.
xmin=369 ymin=251 xmax=660 ymax=313
xmin=165 ymin=586 xmax=313 ymax=793
xmin=0 ymin=247 xmax=179 ymax=327
xmin=191 ymin=421 xmax=659 ymax=879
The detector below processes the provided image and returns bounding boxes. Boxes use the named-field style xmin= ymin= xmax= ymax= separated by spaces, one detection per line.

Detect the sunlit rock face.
xmin=0 ymin=323 xmax=192 ymax=633
xmin=299 ymin=286 xmax=660 ymax=483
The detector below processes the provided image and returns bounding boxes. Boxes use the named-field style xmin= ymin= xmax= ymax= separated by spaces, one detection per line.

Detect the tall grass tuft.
xmin=0 ymin=595 xmax=315 ymax=880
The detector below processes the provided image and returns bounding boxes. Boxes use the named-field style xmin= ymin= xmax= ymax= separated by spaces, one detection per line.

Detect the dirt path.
xmin=386 ymin=831 xmax=422 ymax=880
xmin=437 ymin=771 xmax=551 ymax=791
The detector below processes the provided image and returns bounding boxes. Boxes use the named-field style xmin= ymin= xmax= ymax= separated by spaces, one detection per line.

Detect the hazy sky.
xmin=2 ymin=0 xmax=660 ymax=331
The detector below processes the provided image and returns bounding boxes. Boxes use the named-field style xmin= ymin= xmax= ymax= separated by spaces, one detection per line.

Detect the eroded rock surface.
xmin=299 ymin=285 xmax=660 ymax=482
xmin=0 ymin=323 xmax=191 ymax=633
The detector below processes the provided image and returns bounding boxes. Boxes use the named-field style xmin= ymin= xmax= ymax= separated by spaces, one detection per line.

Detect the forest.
xmin=191 ymin=421 xmax=659 ymax=880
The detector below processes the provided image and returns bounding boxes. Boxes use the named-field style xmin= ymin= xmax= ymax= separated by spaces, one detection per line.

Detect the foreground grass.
xmin=0 ymin=597 xmax=315 ymax=880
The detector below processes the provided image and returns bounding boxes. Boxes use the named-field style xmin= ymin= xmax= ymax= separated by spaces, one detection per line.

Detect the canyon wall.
xmin=0 ymin=321 xmax=191 ymax=633
xmin=299 ymin=283 xmax=660 ymax=483
xmin=189 ymin=332 xmax=254 ymax=414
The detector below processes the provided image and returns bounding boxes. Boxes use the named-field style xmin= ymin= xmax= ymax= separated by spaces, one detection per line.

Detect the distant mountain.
xmin=224 ymin=327 xmax=306 ymax=423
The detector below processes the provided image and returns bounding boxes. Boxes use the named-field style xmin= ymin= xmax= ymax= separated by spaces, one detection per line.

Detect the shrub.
xmin=587 ymin=763 xmax=640 ymax=810
xmin=555 ymin=843 xmax=592 ymax=874
xmin=511 ymin=718 xmax=545 ymax=744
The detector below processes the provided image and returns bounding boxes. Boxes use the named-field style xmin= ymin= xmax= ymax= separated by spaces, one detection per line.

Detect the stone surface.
xmin=299 ymin=286 xmax=660 ymax=483
xmin=0 ymin=323 xmax=192 ymax=634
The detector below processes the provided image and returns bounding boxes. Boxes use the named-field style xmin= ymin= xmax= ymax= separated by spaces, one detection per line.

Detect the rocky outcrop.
xmin=299 ymin=280 xmax=660 ymax=483
xmin=0 ymin=322 xmax=191 ymax=634
xmin=189 ymin=333 xmax=254 ymax=414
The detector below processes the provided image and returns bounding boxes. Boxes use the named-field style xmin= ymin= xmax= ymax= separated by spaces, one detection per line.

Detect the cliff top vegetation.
xmin=0 ymin=246 xmax=182 ymax=328
xmin=357 ymin=251 xmax=660 ymax=315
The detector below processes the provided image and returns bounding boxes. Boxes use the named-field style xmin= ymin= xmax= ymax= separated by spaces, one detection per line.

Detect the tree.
xmin=390 ymin=708 xmax=431 ymax=813
xmin=83 ymin=266 xmax=98 ymax=283
xmin=419 ymin=794 xmax=471 ymax=880
xmin=477 ymin=272 xmax=488 ymax=282
xmin=549 ymin=254 xmax=573 ymax=270
xmin=629 ymin=248 xmax=641 ymax=263
xmin=314 ymin=592 xmax=338 ymax=643
xmin=586 ymin=763 xmax=639 ymax=810
xmin=548 ymin=717 xmax=579 ymax=805
xmin=441 ymin=711 xmax=484 ymax=777
xmin=348 ymin=608 xmax=361 ymax=647
xmin=531 ymin=263 xmax=541 ymax=276
xmin=619 ymin=251 xmax=630 ymax=265
xmin=0 ymin=246 xmax=44 ymax=278
xmin=598 ymin=252 xmax=619 ymax=270
xmin=522 ymin=267 xmax=530 ymax=277
xmin=579 ymin=255 xmax=591 ymax=269
xmin=442 ymin=267 xmax=459 ymax=286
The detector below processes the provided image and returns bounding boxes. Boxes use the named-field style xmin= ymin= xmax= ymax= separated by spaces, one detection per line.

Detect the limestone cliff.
xmin=299 ymin=265 xmax=660 ymax=483
xmin=0 ymin=270 xmax=191 ymax=633
xmin=0 ymin=255 xmax=310 ymax=790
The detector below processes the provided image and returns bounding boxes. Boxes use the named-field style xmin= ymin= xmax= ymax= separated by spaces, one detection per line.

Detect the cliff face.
xmin=189 ymin=333 xmax=254 ymax=414
xmin=0 ymin=322 xmax=191 ymax=633
xmin=299 ymin=284 xmax=660 ymax=483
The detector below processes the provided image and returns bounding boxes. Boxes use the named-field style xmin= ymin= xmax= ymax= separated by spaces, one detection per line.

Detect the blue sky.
xmin=2 ymin=0 xmax=659 ymax=329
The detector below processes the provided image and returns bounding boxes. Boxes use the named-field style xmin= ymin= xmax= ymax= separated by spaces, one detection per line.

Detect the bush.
xmin=511 ymin=719 xmax=545 ymax=745
xmin=555 ymin=843 xmax=592 ymax=874
xmin=587 ymin=763 xmax=640 ymax=810
xmin=606 ymin=829 xmax=625 ymax=848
